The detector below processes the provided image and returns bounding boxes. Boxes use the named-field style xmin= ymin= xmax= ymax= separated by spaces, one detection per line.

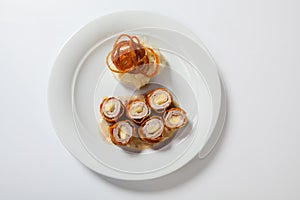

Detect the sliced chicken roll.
xmin=100 ymin=97 xmax=124 ymax=122
xmin=109 ymin=120 xmax=135 ymax=146
xmin=146 ymin=88 xmax=172 ymax=113
xmin=126 ymin=100 xmax=150 ymax=124
xmin=138 ymin=116 xmax=164 ymax=143
xmin=163 ymin=108 xmax=188 ymax=129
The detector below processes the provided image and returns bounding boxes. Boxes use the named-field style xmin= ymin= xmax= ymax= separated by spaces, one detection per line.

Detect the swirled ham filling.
xmin=126 ymin=100 xmax=150 ymax=124
xmin=100 ymin=97 xmax=124 ymax=122
xmin=138 ymin=116 xmax=164 ymax=143
xmin=163 ymin=108 xmax=187 ymax=129
xmin=109 ymin=120 xmax=135 ymax=145
xmin=146 ymin=88 xmax=172 ymax=113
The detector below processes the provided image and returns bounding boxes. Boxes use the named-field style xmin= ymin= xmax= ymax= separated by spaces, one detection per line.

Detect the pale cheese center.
xmin=104 ymin=102 xmax=115 ymax=113
xmin=154 ymin=93 xmax=167 ymax=105
xmin=131 ymin=104 xmax=143 ymax=115
xmin=169 ymin=115 xmax=181 ymax=125
xmin=147 ymin=124 xmax=160 ymax=134
xmin=118 ymin=126 xmax=128 ymax=139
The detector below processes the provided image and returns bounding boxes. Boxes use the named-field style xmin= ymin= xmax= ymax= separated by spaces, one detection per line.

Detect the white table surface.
xmin=1 ymin=0 xmax=300 ymax=199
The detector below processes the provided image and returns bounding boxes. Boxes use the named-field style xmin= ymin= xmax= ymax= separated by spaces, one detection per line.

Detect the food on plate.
xmin=138 ymin=116 xmax=164 ymax=143
xmin=146 ymin=88 xmax=172 ymax=113
xmin=99 ymin=97 xmax=125 ymax=122
xmin=106 ymin=34 xmax=166 ymax=88
xmin=126 ymin=100 xmax=151 ymax=124
xmin=163 ymin=108 xmax=188 ymax=129
xmin=109 ymin=120 xmax=135 ymax=146
xmin=98 ymin=88 xmax=188 ymax=152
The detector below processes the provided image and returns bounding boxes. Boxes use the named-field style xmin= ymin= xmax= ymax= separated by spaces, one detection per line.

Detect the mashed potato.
xmin=113 ymin=73 xmax=151 ymax=89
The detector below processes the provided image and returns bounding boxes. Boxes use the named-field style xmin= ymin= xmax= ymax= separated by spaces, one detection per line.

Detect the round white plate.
xmin=48 ymin=11 xmax=222 ymax=180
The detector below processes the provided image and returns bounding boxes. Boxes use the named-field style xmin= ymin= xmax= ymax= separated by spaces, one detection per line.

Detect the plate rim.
xmin=48 ymin=10 xmax=222 ymax=180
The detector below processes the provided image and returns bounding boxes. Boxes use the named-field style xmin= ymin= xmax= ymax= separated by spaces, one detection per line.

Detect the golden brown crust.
xmin=138 ymin=116 xmax=164 ymax=143
xmin=163 ymin=107 xmax=188 ymax=129
xmin=108 ymin=120 xmax=134 ymax=146
xmin=99 ymin=97 xmax=125 ymax=123
xmin=126 ymin=99 xmax=150 ymax=124
xmin=146 ymin=88 xmax=173 ymax=113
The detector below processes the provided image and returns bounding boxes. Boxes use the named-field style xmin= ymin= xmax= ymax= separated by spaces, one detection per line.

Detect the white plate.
xmin=48 ymin=11 xmax=222 ymax=180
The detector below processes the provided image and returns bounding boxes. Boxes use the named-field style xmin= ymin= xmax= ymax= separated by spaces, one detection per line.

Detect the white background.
xmin=1 ymin=0 xmax=300 ymax=199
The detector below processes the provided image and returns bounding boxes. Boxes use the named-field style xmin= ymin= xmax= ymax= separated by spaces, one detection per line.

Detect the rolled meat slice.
xmin=163 ymin=108 xmax=188 ymax=129
xmin=126 ymin=100 xmax=150 ymax=124
xmin=146 ymin=88 xmax=172 ymax=113
xmin=109 ymin=120 xmax=135 ymax=146
xmin=138 ymin=116 xmax=164 ymax=143
xmin=100 ymin=97 xmax=124 ymax=122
